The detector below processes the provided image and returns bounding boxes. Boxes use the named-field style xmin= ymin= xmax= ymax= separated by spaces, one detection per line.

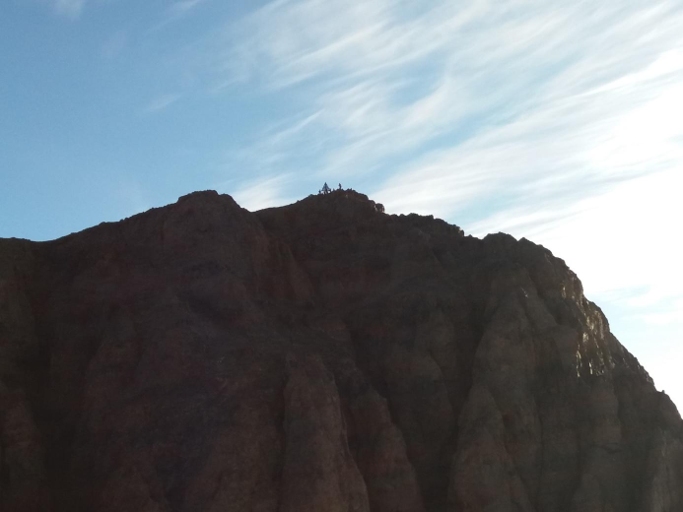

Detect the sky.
xmin=1 ymin=0 xmax=682 ymax=409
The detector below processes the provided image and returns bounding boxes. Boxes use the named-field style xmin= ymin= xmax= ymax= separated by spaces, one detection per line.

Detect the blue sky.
xmin=2 ymin=0 xmax=682 ymax=409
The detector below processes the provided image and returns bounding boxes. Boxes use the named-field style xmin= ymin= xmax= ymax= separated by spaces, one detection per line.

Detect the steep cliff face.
xmin=1 ymin=189 xmax=681 ymax=512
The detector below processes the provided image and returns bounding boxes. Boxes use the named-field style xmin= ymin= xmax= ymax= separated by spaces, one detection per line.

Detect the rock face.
xmin=0 ymin=189 xmax=681 ymax=512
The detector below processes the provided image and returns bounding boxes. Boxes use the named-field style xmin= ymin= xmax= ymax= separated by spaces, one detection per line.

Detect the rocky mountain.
xmin=1 ymin=189 xmax=681 ymax=512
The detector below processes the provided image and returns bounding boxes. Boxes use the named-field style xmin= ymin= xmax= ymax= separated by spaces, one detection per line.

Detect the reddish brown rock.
xmin=0 ymin=189 xmax=681 ymax=512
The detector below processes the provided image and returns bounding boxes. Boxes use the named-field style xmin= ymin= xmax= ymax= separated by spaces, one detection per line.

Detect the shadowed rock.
xmin=0 ymin=189 xmax=681 ymax=511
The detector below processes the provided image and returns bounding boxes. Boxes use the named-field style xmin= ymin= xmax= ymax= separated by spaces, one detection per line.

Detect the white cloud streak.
xmin=102 ymin=30 xmax=128 ymax=59
xmin=171 ymin=0 xmax=207 ymax=14
xmin=151 ymin=0 xmax=210 ymax=31
xmin=144 ymin=93 xmax=182 ymax=113
xmin=54 ymin=0 xmax=87 ymax=19
xmin=208 ymin=1 xmax=682 ymax=183
xmin=228 ymin=174 xmax=295 ymax=212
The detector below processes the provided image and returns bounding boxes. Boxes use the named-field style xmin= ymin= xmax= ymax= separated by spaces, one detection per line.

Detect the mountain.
xmin=1 ymin=189 xmax=681 ymax=512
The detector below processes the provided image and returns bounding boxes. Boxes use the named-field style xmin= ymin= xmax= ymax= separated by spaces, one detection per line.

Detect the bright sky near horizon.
xmin=2 ymin=1 xmax=682 ymax=409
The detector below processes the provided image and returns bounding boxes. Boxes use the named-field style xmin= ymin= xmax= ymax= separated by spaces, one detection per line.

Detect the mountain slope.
xmin=1 ymin=189 xmax=681 ymax=512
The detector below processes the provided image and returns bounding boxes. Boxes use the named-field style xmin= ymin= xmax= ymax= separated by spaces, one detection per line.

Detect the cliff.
xmin=0 ymin=189 xmax=681 ymax=512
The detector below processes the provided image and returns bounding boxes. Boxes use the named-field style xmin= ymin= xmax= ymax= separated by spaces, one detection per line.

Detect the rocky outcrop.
xmin=0 ymin=189 xmax=681 ymax=512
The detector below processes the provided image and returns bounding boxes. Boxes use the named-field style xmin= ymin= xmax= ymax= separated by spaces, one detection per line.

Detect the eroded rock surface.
xmin=0 ymin=189 xmax=681 ymax=512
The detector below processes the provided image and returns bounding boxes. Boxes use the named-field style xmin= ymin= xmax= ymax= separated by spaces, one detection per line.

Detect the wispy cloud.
xmin=221 ymin=1 xmax=488 ymax=89
xmin=203 ymin=2 xmax=680 ymax=186
xmin=102 ymin=30 xmax=128 ymax=60
xmin=144 ymin=93 xmax=182 ymax=113
xmin=152 ymin=0 xmax=210 ymax=31
xmin=54 ymin=0 xmax=87 ymax=19
xmin=171 ymin=0 xmax=207 ymax=14
xmin=227 ymin=174 xmax=295 ymax=212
